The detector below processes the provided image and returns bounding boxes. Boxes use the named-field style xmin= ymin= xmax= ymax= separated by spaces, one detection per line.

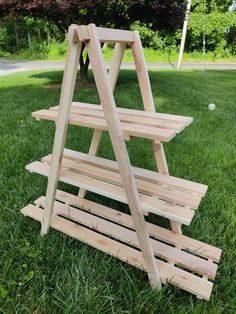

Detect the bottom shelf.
xmin=21 ymin=190 xmax=221 ymax=301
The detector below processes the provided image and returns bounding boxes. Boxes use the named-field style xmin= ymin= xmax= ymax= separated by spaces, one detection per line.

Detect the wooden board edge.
xmin=20 ymin=204 xmax=213 ymax=300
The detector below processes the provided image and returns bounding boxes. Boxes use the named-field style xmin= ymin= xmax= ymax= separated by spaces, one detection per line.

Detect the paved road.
xmin=0 ymin=60 xmax=236 ymax=76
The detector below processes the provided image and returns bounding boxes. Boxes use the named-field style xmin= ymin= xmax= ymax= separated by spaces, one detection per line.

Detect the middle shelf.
xmin=26 ymin=149 xmax=207 ymax=225
xmin=32 ymin=102 xmax=193 ymax=143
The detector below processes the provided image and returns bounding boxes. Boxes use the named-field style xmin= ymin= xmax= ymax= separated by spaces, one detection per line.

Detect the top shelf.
xmin=32 ymin=102 xmax=193 ymax=143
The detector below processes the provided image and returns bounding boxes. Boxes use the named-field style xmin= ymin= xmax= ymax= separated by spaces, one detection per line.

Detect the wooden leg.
xmin=170 ymin=221 xmax=182 ymax=234
xmin=153 ymin=142 xmax=182 ymax=235
xmin=78 ymin=42 xmax=126 ymax=200
xmin=78 ymin=129 xmax=103 ymax=198
xmin=130 ymin=32 xmax=182 ymax=234
xmin=85 ymin=24 xmax=161 ymax=289
xmin=41 ymin=27 xmax=81 ymax=235
xmin=153 ymin=142 xmax=169 ymax=175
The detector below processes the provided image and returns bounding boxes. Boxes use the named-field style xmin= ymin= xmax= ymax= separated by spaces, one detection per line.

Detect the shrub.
xmin=131 ymin=21 xmax=164 ymax=50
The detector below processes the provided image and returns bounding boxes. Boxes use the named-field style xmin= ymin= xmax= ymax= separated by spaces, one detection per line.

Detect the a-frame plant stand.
xmin=21 ymin=24 xmax=221 ymax=300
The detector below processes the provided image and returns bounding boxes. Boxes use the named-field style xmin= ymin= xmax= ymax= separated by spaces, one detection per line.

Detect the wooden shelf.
xmin=25 ymin=149 xmax=207 ymax=226
xmin=32 ymin=102 xmax=193 ymax=143
xmin=21 ymin=189 xmax=221 ymax=301
xmin=20 ymin=24 xmax=222 ymax=299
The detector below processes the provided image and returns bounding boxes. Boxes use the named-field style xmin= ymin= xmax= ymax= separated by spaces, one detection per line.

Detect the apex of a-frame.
xmin=71 ymin=23 xmax=135 ymax=43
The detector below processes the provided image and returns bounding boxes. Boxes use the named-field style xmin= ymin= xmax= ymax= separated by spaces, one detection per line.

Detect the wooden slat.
xmin=21 ymin=204 xmax=214 ymax=300
xmin=26 ymin=161 xmax=195 ymax=225
xmin=76 ymin=24 xmax=134 ymax=43
xmin=35 ymin=196 xmax=218 ymax=279
xmin=54 ymin=190 xmax=222 ymax=263
xmin=42 ymin=154 xmax=202 ymax=209
xmin=57 ymin=149 xmax=208 ymax=196
xmin=32 ymin=109 xmax=176 ymax=143
xmin=49 ymin=104 xmax=187 ymax=133
xmin=71 ymin=102 xmax=193 ymax=125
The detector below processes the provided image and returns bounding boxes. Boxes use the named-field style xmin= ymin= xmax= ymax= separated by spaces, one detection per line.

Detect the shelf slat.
xmin=32 ymin=102 xmax=193 ymax=143
xmin=62 ymin=149 xmax=208 ymax=195
xmin=50 ymin=102 xmax=190 ymax=132
xmin=35 ymin=195 xmax=218 ymax=279
xmin=21 ymin=204 xmax=214 ymax=300
xmin=26 ymin=160 xmax=195 ymax=225
xmin=55 ymin=189 xmax=221 ymax=263
xmin=42 ymin=153 xmax=202 ymax=209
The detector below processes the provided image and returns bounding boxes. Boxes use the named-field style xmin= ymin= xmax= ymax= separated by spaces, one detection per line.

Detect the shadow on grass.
xmin=0 ymin=68 xmax=236 ymax=312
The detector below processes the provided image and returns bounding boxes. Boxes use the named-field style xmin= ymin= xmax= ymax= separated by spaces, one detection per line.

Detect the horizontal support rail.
xmin=76 ymin=24 xmax=134 ymax=43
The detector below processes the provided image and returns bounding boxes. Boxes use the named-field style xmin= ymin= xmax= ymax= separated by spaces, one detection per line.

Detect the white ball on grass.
xmin=208 ymin=103 xmax=216 ymax=111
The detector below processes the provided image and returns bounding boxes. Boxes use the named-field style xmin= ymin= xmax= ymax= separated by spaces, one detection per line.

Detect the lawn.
xmin=0 ymin=68 xmax=235 ymax=313
xmin=2 ymin=47 xmax=236 ymax=64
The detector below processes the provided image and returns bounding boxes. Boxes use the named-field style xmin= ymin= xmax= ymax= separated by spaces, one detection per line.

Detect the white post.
xmin=177 ymin=0 xmax=192 ymax=69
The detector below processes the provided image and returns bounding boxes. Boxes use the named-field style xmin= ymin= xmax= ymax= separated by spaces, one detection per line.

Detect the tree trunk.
xmin=79 ymin=62 xmax=89 ymax=81
xmin=78 ymin=42 xmax=104 ymax=82
xmin=46 ymin=21 xmax=51 ymax=44
xmin=14 ymin=20 xmax=20 ymax=54
xmin=79 ymin=43 xmax=90 ymax=81
xmin=27 ymin=30 xmax=32 ymax=54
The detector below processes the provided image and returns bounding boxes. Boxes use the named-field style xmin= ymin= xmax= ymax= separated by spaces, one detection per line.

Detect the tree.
xmin=0 ymin=0 xmax=186 ymax=80
xmin=186 ymin=0 xmax=236 ymax=54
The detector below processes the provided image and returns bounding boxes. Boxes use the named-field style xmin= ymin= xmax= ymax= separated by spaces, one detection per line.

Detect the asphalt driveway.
xmin=0 ymin=60 xmax=236 ymax=76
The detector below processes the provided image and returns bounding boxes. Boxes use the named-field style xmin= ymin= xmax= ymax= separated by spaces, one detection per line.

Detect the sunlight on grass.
xmin=0 ymin=69 xmax=235 ymax=312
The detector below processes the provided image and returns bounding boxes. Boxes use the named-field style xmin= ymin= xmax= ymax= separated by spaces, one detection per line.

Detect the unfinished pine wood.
xmin=61 ymin=149 xmax=207 ymax=195
xmin=26 ymin=160 xmax=196 ymax=225
xmin=131 ymin=30 xmax=183 ymax=234
xmin=41 ymin=153 xmax=203 ymax=209
xmin=40 ymin=26 xmax=81 ymax=235
xmin=77 ymin=23 xmax=162 ymax=289
xmin=76 ymin=25 xmax=134 ymax=43
xmin=79 ymin=42 xmax=126 ymax=199
xmin=21 ymin=204 xmax=215 ymax=300
xmin=78 ymin=129 xmax=103 ymax=199
xmin=20 ymin=24 xmax=221 ymax=299
xmin=35 ymin=196 xmax=218 ymax=279
xmin=49 ymin=103 xmax=190 ymax=132
xmin=71 ymin=102 xmax=193 ymax=124
xmin=32 ymin=108 xmax=177 ymax=142
xmin=33 ymin=102 xmax=193 ymax=134
xmin=54 ymin=189 xmax=221 ymax=263
xmin=108 ymin=43 xmax=126 ymax=91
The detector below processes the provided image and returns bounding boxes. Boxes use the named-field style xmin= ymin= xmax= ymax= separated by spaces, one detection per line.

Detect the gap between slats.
xmin=20 ymin=204 xmax=214 ymax=300
xmin=34 ymin=195 xmax=218 ymax=280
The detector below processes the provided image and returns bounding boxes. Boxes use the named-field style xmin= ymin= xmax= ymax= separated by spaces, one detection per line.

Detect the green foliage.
xmin=43 ymin=39 xmax=68 ymax=60
xmin=188 ymin=11 xmax=236 ymax=56
xmin=0 ymin=1 xmax=235 ymax=60
xmin=0 ymin=25 xmax=7 ymax=46
xmin=131 ymin=21 xmax=164 ymax=50
xmin=191 ymin=0 xmax=234 ymax=13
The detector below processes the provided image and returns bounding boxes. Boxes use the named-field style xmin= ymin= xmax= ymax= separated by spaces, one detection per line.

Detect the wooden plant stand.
xmin=20 ymin=24 xmax=221 ymax=300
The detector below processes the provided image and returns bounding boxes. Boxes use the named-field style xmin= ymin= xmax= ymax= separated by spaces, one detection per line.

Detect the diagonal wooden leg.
xmin=131 ymin=31 xmax=182 ymax=234
xmin=78 ymin=42 xmax=126 ymax=199
xmin=153 ymin=142 xmax=169 ymax=175
xmin=83 ymin=24 xmax=161 ymax=290
xmin=153 ymin=142 xmax=182 ymax=234
xmin=41 ymin=27 xmax=81 ymax=235
xmin=78 ymin=129 xmax=102 ymax=198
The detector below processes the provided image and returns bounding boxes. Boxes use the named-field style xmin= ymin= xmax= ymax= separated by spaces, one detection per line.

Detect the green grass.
xmin=103 ymin=48 xmax=236 ymax=63
xmin=2 ymin=47 xmax=236 ymax=63
xmin=0 ymin=69 xmax=236 ymax=313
